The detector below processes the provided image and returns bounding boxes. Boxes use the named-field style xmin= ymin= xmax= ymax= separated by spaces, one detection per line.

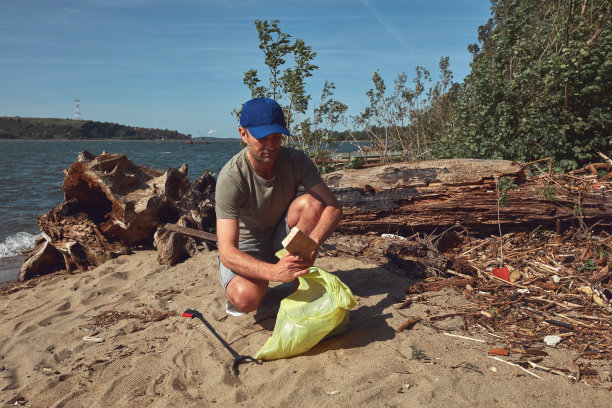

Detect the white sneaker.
xmin=226 ymin=300 xmax=246 ymax=317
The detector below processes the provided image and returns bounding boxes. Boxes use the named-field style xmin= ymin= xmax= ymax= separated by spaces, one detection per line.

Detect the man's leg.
xmin=286 ymin=194 xmax=324 ymax=291
xmin=223 ymin=194 xmax=324 ymax=313
xmin=225 ymin=275 xmax=268 ymax=313
xmin=286 ymin=194 xmax=325 ymax=235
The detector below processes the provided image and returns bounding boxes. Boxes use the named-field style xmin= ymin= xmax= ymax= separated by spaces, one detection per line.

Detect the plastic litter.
xmin=254 ymin=265 xmax=356 ymax=360
xmin=543 ymin=335 xmax=562 ymax=347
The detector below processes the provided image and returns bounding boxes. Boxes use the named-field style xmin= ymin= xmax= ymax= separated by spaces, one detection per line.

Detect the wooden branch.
xmin=163 ymin=223 xmax=217 ymax=243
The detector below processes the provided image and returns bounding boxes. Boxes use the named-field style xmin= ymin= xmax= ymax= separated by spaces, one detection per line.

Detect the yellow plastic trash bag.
xmin=255 ymin=266 xmax=356 ymax=360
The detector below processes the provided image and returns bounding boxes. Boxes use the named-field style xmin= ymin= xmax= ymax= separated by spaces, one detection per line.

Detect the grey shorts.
xmin=218 ymin=215 xmax=291 ymax=291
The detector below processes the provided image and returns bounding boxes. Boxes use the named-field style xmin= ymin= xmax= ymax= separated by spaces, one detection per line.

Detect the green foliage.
xmin=434 ymin=0 xmax=611 ymax=167
xmin=345 ymin=156 xmax=365 ymax=169
xmin=351 ymin=56 xmax=458 ymax=163
xmin=495 ymin=176 xmax=518 ymax=208
xmin=578 ymin=259 xmax=596 ymax=273
xmin=410 ymin=345 xmax=431 ymax=361
xmin=201 ymin=169 xmax=218 ymax=178
xmin=237 ymin=19 xmax=319 ymax=132
xmin=534 ymin=183 xmax=558 ymax=201
xmin=296 ymin=81 xmax=348 ymax=162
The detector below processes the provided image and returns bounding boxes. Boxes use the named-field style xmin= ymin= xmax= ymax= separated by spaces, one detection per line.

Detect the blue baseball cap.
xmin=239 ymin=97 xmax=290 ymax=139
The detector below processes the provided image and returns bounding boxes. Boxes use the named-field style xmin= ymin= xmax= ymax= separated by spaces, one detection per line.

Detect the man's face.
xmin=242 ymin=129 xmax=283 ymax=163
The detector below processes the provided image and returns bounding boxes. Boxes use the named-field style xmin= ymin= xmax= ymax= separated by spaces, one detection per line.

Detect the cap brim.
xmin=248 ymin=124 xmax=290 ymax=139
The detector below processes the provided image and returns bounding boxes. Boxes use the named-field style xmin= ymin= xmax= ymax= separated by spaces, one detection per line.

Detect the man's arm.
xmin=216 ymin=218 xmax=310 ymax=282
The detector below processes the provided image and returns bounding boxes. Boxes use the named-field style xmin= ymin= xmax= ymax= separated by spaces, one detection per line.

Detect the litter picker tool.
xmin=182 ymin=308 xmax=260 ymax=375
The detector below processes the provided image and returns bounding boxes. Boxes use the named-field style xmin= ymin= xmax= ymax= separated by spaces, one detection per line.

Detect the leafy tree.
xmin=237 ymin=19 xmax=318 ymax=135
xmin=353 ymin=61 xmax=454 ymax=161
xmin=435 ymin=0 xmax=611 ymax=169
xmin=297 ymin=81 xmax=348 ymax=169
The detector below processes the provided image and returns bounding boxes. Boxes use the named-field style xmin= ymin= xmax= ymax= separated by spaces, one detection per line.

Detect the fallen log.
xmin=322 ymin=159 xmax=611 ymax=236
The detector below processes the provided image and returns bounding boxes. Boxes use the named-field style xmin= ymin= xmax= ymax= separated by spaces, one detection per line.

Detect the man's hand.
xmin=269 ymin=253 xmax=310 ymax=282
xmin=307 ymin=247 xmax=319 ymax=267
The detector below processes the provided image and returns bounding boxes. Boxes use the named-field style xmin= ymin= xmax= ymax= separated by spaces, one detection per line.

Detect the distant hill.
xmin=0 ymin=117 xmax=191 ymax=140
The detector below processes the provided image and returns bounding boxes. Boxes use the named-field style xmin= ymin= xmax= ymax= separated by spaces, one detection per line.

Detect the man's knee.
xmin=226 ymin=278 xmax=267 ymax=313
xmin=288 ymin=194 xmax=324 ymax=232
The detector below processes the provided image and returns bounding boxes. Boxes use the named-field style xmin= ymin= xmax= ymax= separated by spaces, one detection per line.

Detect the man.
xmin=215 ymin=97 xmax=343 ymax=315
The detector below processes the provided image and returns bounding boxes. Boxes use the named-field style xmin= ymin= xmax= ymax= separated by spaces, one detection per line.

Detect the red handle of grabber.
xmin=182 ymin=312 xmax=194 ymax=318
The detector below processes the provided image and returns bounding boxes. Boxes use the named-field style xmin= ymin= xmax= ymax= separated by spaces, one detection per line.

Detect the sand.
xmin=0 ymin=249 xmax=610 ymax=407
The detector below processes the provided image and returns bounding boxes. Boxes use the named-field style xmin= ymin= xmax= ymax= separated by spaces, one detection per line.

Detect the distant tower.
xmin=74 ymin=98 xmax=81 ymax=120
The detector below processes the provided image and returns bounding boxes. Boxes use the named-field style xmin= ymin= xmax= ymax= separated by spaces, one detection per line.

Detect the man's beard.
xmin=248 ymin=145 xmax=275 ymax=163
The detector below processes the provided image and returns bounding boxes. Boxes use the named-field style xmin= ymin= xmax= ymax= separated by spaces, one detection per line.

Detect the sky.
xmin=0 ymin=0 xmax=492 ymax=139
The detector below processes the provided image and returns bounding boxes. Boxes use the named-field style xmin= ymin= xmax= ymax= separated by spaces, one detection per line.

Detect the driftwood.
xmin=61 ymin=151 xmax=190 ymax=245
xmin=20 ymin=156 xmax=610 ymax=281
xmin=153 ymin=223 xmax=217 ymax=266
xmin=323 ymin=159 xmax=611 ymax=236
xmin=20 ymin=151 xmax=217 ymax=280
xmin=321 ymin=233 xmax=453 ymax=277
xmin=19 ymin=238 xmax=64 ymax=281
xmin=162 ymin=223 xmax=217 ymax=244
xmin=153 ymin=225 xmax=198 ymax=266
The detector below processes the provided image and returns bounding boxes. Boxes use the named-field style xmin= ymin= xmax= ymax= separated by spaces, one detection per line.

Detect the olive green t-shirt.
xmin=215 ymin=147 xmax=322 ymax=240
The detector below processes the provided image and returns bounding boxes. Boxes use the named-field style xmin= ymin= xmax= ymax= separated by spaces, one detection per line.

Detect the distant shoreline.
xmin=0 ymin=138 xmax=241 ymax=143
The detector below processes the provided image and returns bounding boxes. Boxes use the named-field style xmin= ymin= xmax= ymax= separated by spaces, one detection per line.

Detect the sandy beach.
xmin=0 ymin=249 xmax=610 ymax=407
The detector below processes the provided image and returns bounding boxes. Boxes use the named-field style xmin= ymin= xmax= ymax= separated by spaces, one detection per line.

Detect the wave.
xmin=0 ymin=232 xmax=40 ymax=258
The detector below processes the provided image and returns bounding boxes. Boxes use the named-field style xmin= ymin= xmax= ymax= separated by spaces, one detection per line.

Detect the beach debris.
xmin=18 ymin=238 xmax=64 ymax=281
xmin=397 ymin=384 xmax=411 ymax=393
xmin=395 ymin=216 xmax=612 ymax=370
xmin=282 ymin=227 xmax=319 ymax=259
xmin=85 ymin=308 xmax=177 ymax=329
xmin=527 ymin=361 xmax=577 ymax=379
xmin=543 ymin=335 xmax=563 ymax=347
xmin=82 ymin=336 xmax=105 ymax=343
xmin=396 ymin=317 xmax=421 ymax=332
xmin=487 ymin=356 xmax=542 ymax=379
xmin=443 ymin=333 xmax=486 ymax=343
xmin=492 ymin=267 xmax=511 ymax=281
xmin=321 ymin=233 xmax=450 ymax=278
xmin=450 ymin=362 xmax=483 ymax=374
xmin=19 ymin=151 xmax=218 ymax=278
xmin=153 ymin=224 xmax=197 ymax=266
xmin=489 ymin=348 xmax=510 ymax=356
xmin=410 ymin=346 xmax=430 ymax=361
xmin=326 ymin=391 xmax=340 ymax=396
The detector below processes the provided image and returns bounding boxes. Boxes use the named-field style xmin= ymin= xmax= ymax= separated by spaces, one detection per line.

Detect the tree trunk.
xmin=322 ymin=159 xmax=610 ymax=236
